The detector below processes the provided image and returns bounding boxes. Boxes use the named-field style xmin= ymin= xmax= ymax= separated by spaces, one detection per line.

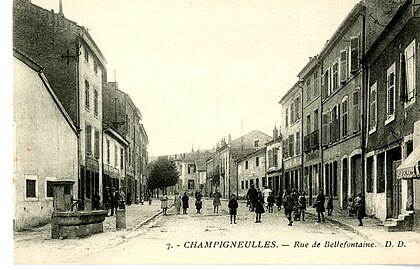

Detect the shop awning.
xmin=397 ymin=146 xmax=420 ymax=179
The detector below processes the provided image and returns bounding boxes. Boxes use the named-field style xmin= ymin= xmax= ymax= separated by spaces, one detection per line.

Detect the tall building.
xmin=265 ymin=126 xmax=283 ymax=197
xmin=13 ymin=0 xmax=107 ymax=210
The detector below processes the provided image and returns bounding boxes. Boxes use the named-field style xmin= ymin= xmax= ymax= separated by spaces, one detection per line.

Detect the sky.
xmin=29 ymin=0 xmax=359 ymax=157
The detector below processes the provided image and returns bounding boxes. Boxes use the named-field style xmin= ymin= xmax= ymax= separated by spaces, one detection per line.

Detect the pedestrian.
xmin=314 ymin=189 xmax=326 ymax=222
xmin=291 ymin=189 xmax=300 ymax=221
xmin=104 ymin=186 xmax=112 ymax=216
xmin=267 ymin=192 xmax=275 ymax=213
xmin=212 ymin=189 xmax=222 ymax=214
xmin=262 ymin=186 xmax=272 ymax=209
xmin=254 ymin=192 xmax=265 ymax=223
xmin=174 ymin=192 xmax=182 ymax=215
xmin=110 ymin=186 xmax=118 ymax=216
xmin=298 ymin=191 xmax=307 ymax=221
xmin=354 ymin=193 xmax=364 ymax=226
xmin=195 ymin=195 xmax=203 ymax=214
xmin=160 ymin=192 xmax=169 ymax=215
xmin=347 ymin=197 xmax=355 ymax=216
xmin=118 ymin=188 xmax=126 ymax=209
xmin=182 ymin=192 xmax=189 ymax=214
xmin=283 ymin=189 xmax=294 ymax=226
xmin=275 ymin=191 xmax=282 ymax=211
xmin=246 ymin=185 xmax=258 ymax=212
xmin=327 ymin=195 xmax=334 ymax=216
xmin=147 ymin=190 xmax=152 ymax=205
xmin=228 ymin=194 xmax=239 ymax=224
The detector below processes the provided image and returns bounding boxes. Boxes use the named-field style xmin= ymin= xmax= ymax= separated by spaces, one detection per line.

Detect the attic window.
xmin=254 ymin=140 xmax=259 ymax=147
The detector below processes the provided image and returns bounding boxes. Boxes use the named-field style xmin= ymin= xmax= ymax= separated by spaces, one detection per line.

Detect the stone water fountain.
xmin=51 ymin=179 xmax=107 ymax=239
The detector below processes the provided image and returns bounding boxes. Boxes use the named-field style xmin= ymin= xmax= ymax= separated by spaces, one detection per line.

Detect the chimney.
xmin=228 ymin=134 xmax=231 ymax=144
xmin=273 ymin=126 xmax=278 ymax=140
xmin=59 ymin=0 xmax=63 ymax=15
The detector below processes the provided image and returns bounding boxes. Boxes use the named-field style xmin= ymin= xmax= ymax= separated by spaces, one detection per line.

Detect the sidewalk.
xmin=306 ymin=207 xmax=420 ymax=246
xmin=14 ymin=198 xmax=165 ymax=242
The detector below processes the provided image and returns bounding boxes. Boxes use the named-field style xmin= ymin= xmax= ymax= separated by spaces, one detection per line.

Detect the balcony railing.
xmin=304 ymin=129 xmax=319 ymax=153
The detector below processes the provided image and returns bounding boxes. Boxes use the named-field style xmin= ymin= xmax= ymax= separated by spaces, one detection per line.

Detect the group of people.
xmin=103 ymin=186 xmax=126 ymax=216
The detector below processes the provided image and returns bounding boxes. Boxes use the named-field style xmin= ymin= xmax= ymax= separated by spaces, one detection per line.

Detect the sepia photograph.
xmin=6 ymin=0 xmax=420 ymax=265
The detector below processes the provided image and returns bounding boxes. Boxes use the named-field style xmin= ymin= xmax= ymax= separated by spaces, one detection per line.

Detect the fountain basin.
xmin=51 ymin=210 xmax=108 ymax=239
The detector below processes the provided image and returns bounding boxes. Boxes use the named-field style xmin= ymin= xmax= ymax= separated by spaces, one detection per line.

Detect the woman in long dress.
xmin=160 ymin=192 xmax=169 ymax=215
xmin=173 ymin=192 xmax=182 ymax=214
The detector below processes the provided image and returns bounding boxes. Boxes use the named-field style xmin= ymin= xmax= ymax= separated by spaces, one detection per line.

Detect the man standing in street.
xmin=212 ymin=189 xmax=222 ymax=214
xmin=246 ymin=185 xmax=257 ymax=212
xmin=354 ymin=193 xmax=364 ymax=226
xmin=283 ymin=189 xmax=294 ymax=226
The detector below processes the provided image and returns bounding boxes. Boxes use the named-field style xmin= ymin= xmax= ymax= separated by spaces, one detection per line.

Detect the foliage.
xmin=148 ymin=157 xmax=180 ymax=191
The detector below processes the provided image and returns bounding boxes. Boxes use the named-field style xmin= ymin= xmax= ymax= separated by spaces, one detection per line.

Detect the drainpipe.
xmin=75 ymin=40 xmax=82 ymax=209
xmin=361 ymin=8 xmax=367 ymax=197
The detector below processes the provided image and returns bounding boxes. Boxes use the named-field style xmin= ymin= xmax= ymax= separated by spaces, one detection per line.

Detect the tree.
xmin=149 ymin=157 xmax=180 ymax=193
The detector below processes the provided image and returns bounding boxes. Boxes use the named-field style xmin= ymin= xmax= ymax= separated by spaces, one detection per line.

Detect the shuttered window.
xmin=332 ymin=62 xmax=338 ymax=92
xmin=313 ymin=70 xmax=319 ymax=97
xmin=340 ymin=50 xmax=348 ymax=83
xmin=331 ymin=106 xmax=337 ymax=143
xmin=342 ymin=97 xmax=348 ymax=137
xmin=268 ymin=149 xmax=273 ymax=168
xmin=285 ymin=108 xmax=289 ymax=128
xmin=85 ymin=124 xmax=92 ymax=154
xmin=386 ymin=63 xmax=396 ymax=122
xmin=94 ymin=130 xmax=99 ymax=158
xmin=296 ymin=131 xmax=300 ymax=155
xmin=290 ymin=103 xmax=295 ymax=123
xmin=314 ymin=109 xmax=319 ymax=131
xmin=350 ymin=36 xmax=360 ymax=73
xmin=273 ymin=148 xmax=278 ymax=167
xmin=321 ymin=73 xmax=326 ymax=99
xmin=353 ymin=89 xmax=360 ymax=132
xmin=369 ymin=82 xmax=377 ymax=132
xmin=306 ymin=78 xmax=311 ymax=102
xmin=289 ymin=134 xmax=294 ymax=157
xmin=283 ymin=139 xmax=288 ymax=158
xmin=322 ymin=112 xmax=329 ymax=146
xmin=405 ymin=39 xmax=416 ymax=102
xmin=295 ymin=96 xmax=301 ymax=120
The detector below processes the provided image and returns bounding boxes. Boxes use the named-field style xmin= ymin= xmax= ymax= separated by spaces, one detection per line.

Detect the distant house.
xmin=265 ymin=126 xmax=283 ymax=198
xmin=237 ymin=148 xmax=266 ymax=198
xmin=13 ymin=49 xmax=78 ymax=230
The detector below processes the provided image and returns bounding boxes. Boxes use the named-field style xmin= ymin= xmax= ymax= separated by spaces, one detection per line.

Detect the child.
xmin=254 ymin=192 xmax=265 ymax=223
xmin=327 ymin=195 xmax=333 ymax=216
xmin=195 ymin=196 xmax=203 ymax=214
xmin=267 ymin=192 xmax=275 ymax=213
xmin=228 ymin=194 xmax=239 ymax=224
xmin=347 ymin=197 xmax=355 ymax=217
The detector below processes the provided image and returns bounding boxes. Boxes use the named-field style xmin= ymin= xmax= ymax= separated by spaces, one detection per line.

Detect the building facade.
xmin=280 ymin=82 xmax=303 ymax=192
xmin=237 ymin=148 xmax=267 ymax=198
xmin=13 ymin=50 xmax=78 ymax=230
xmin=365 ymin=0 xmax=420 ymax=228
xmin=13 ymin=0 xmax=107 ymax=210
xmin=265 ymin=127 xmax=283 ymax=197
xmin=299 ymin=56 xmax=322 ymax=205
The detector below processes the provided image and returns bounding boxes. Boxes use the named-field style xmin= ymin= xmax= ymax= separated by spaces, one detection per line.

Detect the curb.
xmin=306 ymin=211 xmax=382 ymax=246
xmin=132 ymin=204 xmax=174 ymax=231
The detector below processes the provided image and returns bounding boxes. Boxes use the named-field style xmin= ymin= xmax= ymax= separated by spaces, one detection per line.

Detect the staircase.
xmin=383 ymin=212 xmax=414 ymax=232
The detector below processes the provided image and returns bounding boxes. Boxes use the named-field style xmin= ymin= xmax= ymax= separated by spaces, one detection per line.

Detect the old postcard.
xmin=7 ymin=0 xmax=420 ymax=265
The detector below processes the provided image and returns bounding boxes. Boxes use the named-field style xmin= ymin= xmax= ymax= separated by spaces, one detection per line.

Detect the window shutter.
xmin=327 ymin=68 xmax=331 ymax=96
xmin=86 ymin=124 xmax=92 ymax=154
xmin=337 ymin=104 xmax=341 ymax=141
xmin=350 ymin=36 xmax=360 ymax=73
xmin=322 ymin=113 xmax=328 ymax=146
xmin=94 ymin=130 xmax=99 ymax=158
xmin=321 ymin=74 xmax=326 ymax=99
xmin=289 ymin=134 xmax=294 ymax=157
xmin=353 ymin=90 xmax=360 ymax=132
xmin=369 ymin=83 xmax=377 ymax=130
xmin=340 ymin=50 xmax=348 ymax=83
xmin=283 ymin=139 xmax=288 ymax=158
xmin=399 ymin=52 xmax=407 ymax=101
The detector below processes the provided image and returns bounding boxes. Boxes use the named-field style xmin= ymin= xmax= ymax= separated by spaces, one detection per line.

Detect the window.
xmin=329 ymin=109 xmax=334 ymax=143
xmin=283 ymin=138 xmax=288 ymax=158
xmin=94 ymin=130 xmax=99 ymax=158
xmin=377 ymin=152 xmax=385 ymax=193
xmin=313 ymin=70 xmax=319 ymax=97
xmin=332 ymin=61 xmax=338 ymax=91
xmin=268 ymin=149 xmax=273 ymax=167
xmin=85 ymin=80 xmax=90 ymax=109
xmin=114 ymin=143 xmax=118 ymax=168
xmin=84 ymin=46 xmax=89 ymax=62
xmin=94 ymin=88 xmax=98 ymax=116
xmin=45 ymin=177 xmax=56 ymax=199
xmin=352 ymin=89 xmax=360 ymax=132
xmin=340 ymin=50 xmax=348 ymax=83
xmin=405 ymin=39 xmax=416 ymax=104
xmin=85 ymin=124 xmax=92 ymax=154
xmin=256 ymin=178 xmax=259 ymax=188
xmin=94 ymin=60 xmax=98 ymax=74
xmin=386 ymin=63 xmax=396 ymax=123
xmin=290 ymin=103 xmax=295 ymax=123
xmin=342 ymin=97 xmax=348 ymax=137
xmin=285 ymin=108 xmax=289 ymax=128
xmin=106 ymin=139 xmax=110 ymax=164
xmin=245 ymin=161 xmax=249 ymax=169
xmin=295 ymin=96 xmax=301 ymax=120
xmin=289 ymin=134 xmax=294 ymax=157
xmin=327 ymin=67 xmax=332 ymax=95
xmin=250 ymin=179 xmax=254 ymax=186
xmin=350 ymin=36 xmax=360 ymax=73
xmin=331 ymin=106 xmax=337 ymax=142
xmin=322 ymin=111 xmax=329 ymax=146
xmin=188 ymin=180 xmax=195 ymax=189
xmin=369 ymin=82 xmax=377 ymax=132
xmin=256 ymin=157 xmax=259 ymax=167
xmin=366 ymin=156 xmax=374 ymax=193
xmin=296 ymin=131 xmax=300 ymax=155
xmin=120 ymin=147 xmax=124 ymax=170
xmin=245 ymin=180 xmax=249 ymax=189
xmin=241 ymin=181 xmax=244 ymax=190
xmin=254 ymin=140 xmax=259 ymax=147
xmin=25 ymin=175 xmax=37 ymax=199
xmin=306 ymin=78 xmax=311 ymax=102
xmin=273 ymin=148 xmax=278 ymax=167
xmin=306 ymin=114 xmax=311 ymax=135
xmin=314 ymin=109 xmax=319 ymax=131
